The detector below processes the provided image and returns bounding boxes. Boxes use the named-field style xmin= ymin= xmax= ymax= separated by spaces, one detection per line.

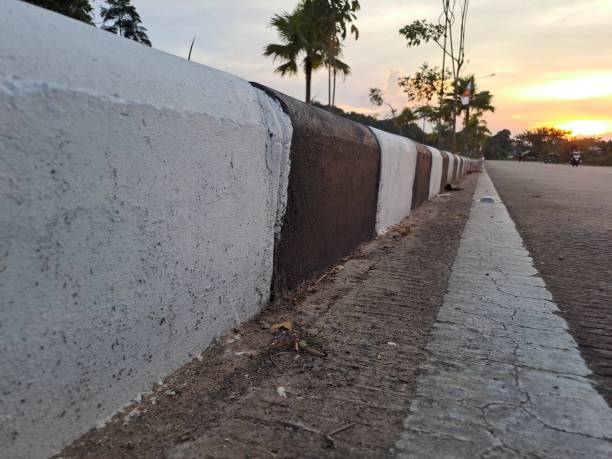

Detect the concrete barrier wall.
xmin=428 ymin=147 xmax=444 ymax=200
xmin=0 ymin=3 xmax=478 ymax=458
xmin=260 ymin=88 xmax=380 ymax=294
xmin=0 ymin=2 xmax=292 ymax=458
xmin=370 ymin=128 xmax=418 ymax=234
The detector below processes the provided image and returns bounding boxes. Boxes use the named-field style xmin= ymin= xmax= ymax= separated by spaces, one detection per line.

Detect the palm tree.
xmin=324 ymin=0 xmax=360 ymax=106
xmin=264 ymin=1 xmax=326 ymax=103
xmin=264 ymin=1 xmax=359 ymax=104
xmin=457 ymin=76 xmax=494 ymax=126
xmin=100 ymin=0 xmax=151 ymax=47
xmin=323 ymin=41 xmax=351 ymax=106
xmin=456 ymin=76 xmax=494 ymax=155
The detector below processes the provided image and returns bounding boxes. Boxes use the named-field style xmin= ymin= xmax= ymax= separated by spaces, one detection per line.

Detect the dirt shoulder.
xmin=56 ymin=173 xmax=478 ymax=459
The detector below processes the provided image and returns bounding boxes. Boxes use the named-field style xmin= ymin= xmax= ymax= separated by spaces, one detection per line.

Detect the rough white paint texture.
xmin=0 ymin=2 xmax=292 ymax=458
xmin=428 ymin=147 xmax=443 ymax=199
xmin=445 ymin=152 xmax=455 ymax=183
xmin=370 ymin=128 xmax=418 ymax=234
xmin=254 ymin=89 xmax=293 ymax=235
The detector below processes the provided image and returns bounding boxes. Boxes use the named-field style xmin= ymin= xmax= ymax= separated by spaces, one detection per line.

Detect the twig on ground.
xmin=315 ymin=273 xmax=328 ymax=285
xmin=327 ymin=422 xmax=356 ymax=437
xmin=284 ymin=421 xmax=357 ymax=448
xmin=285 ymin=421 xmax=323 ymax=436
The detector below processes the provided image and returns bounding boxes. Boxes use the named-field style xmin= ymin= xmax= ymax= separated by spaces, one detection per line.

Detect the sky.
xmin=97 ymin=0 xmax=612 ymax=138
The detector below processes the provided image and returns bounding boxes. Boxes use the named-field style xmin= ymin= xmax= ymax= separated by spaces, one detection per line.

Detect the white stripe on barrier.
xmin=370 ymin=128 xmax=418 ymax=234
xmin=428 ymin=146 xmax=443 ymax=199
xmin=446 ymin=151 xmax=455 ymax=184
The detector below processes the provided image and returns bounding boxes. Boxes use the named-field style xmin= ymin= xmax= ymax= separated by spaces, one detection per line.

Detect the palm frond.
xmin=263 ymin=43 xmax=296 ymax=61
xmin=275 ymin=61 xmax=299 ymax=76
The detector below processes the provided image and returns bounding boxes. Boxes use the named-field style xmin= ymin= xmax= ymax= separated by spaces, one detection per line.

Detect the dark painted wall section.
xmin=440 ymin=150 xmax=450 ymax=192
xmin=450 ymin=153 xmax=459 ymax=182
xmin=411 ymin=143 xmax=432 ymax=210
xmin=255 ymin=86 xmax=380 ymax=295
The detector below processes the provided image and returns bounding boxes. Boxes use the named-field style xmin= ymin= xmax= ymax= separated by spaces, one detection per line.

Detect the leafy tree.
xmin=515 ymin=127 xmax=571 ymax=158
xmin=101 ymin=0 xmax=151 ymax=47
xmin=367 ymin=89 xmax=429 ymax=140
xmin=457 ymin=116 xmax=491 ymax=155
xmin=395 ymin=107 xmax=419 ymax=137
xmin=398 ymin=63 xmax=448 ymax=141
xmin=368 ymin=87 xmax=397 ymax=117
xmin=399 ymin=0 xmax=471 ymax=148
xmin=483 ymin=129 xmax=514 ymax=159
xmin=398 ymin=63 xmax=441 ymax=105
xmin=22 ymin=0 xmax=94 ymax=24
xmin=313 ymin=102 xmax=424 ymax=140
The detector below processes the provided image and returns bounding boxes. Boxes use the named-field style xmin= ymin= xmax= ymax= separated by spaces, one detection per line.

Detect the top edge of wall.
xmin=252 ymin=84 xmax=378 ymax=147
xmin=368 ymin=126 xmax=418 ymax=148
xmin=0 ymin=0 xmax=261 ymax=122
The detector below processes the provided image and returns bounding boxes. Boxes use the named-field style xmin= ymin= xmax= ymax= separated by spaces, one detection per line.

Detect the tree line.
xmin=484 ymin=127 xmax=612 ymax=166
xmin=265 ymin=0 xmax=495 ymax=156
xmin=22 ymin=0 xmax=151 ymax=46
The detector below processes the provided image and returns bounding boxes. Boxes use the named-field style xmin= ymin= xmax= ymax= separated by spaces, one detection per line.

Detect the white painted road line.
xmin=395 ymin=169 xmax=612 ymax=458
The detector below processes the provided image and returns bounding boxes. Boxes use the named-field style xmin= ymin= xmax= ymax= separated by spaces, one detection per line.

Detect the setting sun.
xmin=556 ymin=119 xmax=612 ymax=137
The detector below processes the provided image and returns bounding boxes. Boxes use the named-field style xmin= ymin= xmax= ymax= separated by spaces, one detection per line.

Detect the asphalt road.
xmin=488 ymin=161 xmax=612 ymax=405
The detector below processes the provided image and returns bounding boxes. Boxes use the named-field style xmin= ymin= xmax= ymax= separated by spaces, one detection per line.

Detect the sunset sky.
xmin=122 ymin=0 xmax=612 ymax=138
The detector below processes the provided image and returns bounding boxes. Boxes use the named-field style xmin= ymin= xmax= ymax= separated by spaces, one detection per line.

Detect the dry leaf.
xmin=270 ymin=320 xmax=293 ymax=333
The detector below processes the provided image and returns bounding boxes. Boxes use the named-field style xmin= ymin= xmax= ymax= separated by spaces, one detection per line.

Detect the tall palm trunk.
xmin=332 ymin=66 xmax=337 ymax=106
xmin=305 ymin=57 xmax=313 ymax=103
xmin=328 ymin=66 xmax=332 ymax=106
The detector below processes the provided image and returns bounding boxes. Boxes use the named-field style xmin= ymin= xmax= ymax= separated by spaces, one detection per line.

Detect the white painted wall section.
xmin=370 ymin=128 xmax=418 ymax=234
xmin=0 ymin=2 xmax=292 ymax=458
xmin=428 ymin=147 xmax=443 ymax=199
xmin=445 ymin=151 xmax=455 ymax=184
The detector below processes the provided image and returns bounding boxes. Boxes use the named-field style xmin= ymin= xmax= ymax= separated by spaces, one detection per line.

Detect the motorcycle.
xmin=570 ymin=154 xmax=581 ymax=167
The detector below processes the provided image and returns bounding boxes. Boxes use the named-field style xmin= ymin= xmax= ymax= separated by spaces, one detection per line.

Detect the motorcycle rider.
xmin=569 ymin=144 xmax=581 ymax=167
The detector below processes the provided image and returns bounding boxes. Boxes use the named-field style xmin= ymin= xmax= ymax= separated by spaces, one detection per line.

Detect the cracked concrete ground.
xmin=487 ymin=161 xmax=612 ymax=406
xmin=395 ymin=170 xmax=612 ymax=458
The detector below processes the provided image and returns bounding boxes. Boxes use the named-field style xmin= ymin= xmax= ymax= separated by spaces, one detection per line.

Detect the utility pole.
xmin=437 ymin=0 xmax=450 ymax=149
xmin=461 ymin=77 xmax=473 ymax=157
